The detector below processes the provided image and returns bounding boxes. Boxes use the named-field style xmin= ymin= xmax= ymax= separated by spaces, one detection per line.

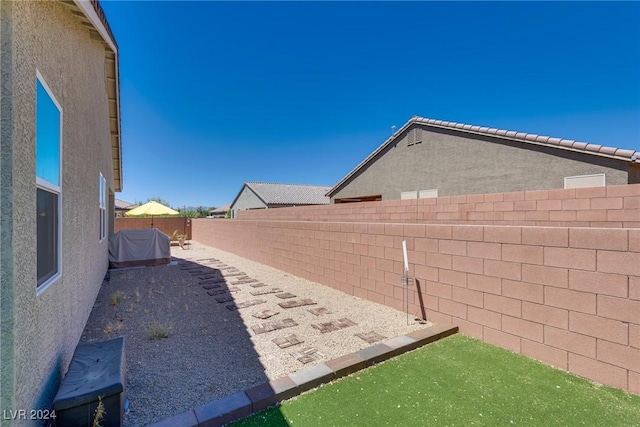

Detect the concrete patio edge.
xmin=148 ymin=324 xmax=458 ymax=427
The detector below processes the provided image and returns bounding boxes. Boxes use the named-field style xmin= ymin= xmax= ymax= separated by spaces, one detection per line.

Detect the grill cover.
xmin=108 ymin=228 xmax=170 ymax=268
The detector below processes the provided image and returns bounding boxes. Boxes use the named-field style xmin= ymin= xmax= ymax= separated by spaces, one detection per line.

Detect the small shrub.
xmin=146 ymin=320 xmax=173 ymax=340
xmin=109 ymin=291 xmax=125 ymax=306
xmin=104 ymin=321 xmax=123 ymax=338
xmin=104 ymin=323 xmax=113 ymax=337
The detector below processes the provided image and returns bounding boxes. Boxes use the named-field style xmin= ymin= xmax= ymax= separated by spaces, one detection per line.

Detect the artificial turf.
xmin=230 ymin=334 xmax=640 ymax=426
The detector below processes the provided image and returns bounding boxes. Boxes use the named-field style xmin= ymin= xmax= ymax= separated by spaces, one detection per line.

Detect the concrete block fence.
xmin=193 ymin=212 xmax=639 ymax=394
xmin=238 ymin=183 xmax=640 ymax=228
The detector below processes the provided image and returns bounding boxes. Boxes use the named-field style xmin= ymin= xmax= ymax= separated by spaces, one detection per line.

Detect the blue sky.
xmin=101 ymin=1 xmax=640 ymax=209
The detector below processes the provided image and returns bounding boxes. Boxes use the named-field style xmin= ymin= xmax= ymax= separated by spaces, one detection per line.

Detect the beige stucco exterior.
xmin=330 ymin=123 xmax=635 ymax=202
xmin=1 ymin=1 xmax=119 ymax=422
xmin=231 ymin=185 xmax=268 ymax=217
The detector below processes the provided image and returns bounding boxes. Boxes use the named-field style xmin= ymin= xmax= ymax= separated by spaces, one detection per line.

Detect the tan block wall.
xmin=2 ymin=1 xmax=116 ymax=416
xmin=194 ymin=187 xmax=640 ymax=394
xmin=239 ymin=183 xmax=640 ymax=228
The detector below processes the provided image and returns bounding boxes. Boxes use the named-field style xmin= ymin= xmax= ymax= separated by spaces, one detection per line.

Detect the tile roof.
xmin=210 ymin=203 xmax=231 ymax=214
xmin=244 ymin=182 xmax=332 ymax=206
xmin=114 ymin=199 xmax=135 ymax=210
xmin=327 ymin=116 xmax=640 ymax=197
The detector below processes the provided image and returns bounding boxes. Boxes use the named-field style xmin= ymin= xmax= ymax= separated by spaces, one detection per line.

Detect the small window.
xmin=99 ymin=173 xmax=107 ymax=241
xmin=564 ymin=174 xmax=605 ymax=189
xmin=401 ymin=191 xmax=418 ymax=200
xmin=36 ymin=74 xmax=62 ymax=293
xmin=419 ymin=189 xmax=438 ymax=199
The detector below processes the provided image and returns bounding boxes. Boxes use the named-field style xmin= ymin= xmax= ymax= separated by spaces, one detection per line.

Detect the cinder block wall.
xmin=193 ymin=186 xmax=640 ymax=394
xmin=238 ymin=183 xmax=640 ymax=228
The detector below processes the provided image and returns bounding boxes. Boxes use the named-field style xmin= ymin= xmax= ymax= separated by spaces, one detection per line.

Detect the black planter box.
xmin=53 ymin=337 xmax=125 ymax=427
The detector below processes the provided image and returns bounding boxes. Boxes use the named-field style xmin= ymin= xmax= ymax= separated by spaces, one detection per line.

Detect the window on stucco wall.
xmin=99 ymin=173 xmax=107 ymax=241
xmin=36 ymin=74 xmax=62 ymax=293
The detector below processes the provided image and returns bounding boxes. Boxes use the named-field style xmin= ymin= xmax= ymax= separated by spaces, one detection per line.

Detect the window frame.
xmin=35 ymin=71 xmax=63 ymax=295
xmin=99 ymin=173 xmax=107 ymax=241
xmin=563 ymin=173 xmax=606 ymax=189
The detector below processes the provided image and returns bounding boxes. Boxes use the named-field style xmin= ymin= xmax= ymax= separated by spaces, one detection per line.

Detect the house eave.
xmin=67 ymin=0 xmax=122 ymax=192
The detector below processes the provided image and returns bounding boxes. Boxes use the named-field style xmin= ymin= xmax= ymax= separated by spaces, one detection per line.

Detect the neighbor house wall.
xmin=2 ymin=1 xmax=115 ymax=416
xmin=231 ymin=185 xmax=267 ymax=217
xmin=193 ymin=184 xmax=640 ymax=395
xmin=331 ymin=124 xmax=630 ymax=202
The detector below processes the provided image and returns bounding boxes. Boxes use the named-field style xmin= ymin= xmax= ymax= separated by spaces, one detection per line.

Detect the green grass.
xmin=231 ymin=335 xmax=640 ymax=426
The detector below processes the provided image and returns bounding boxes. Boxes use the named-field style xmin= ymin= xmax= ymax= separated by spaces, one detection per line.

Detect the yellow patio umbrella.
xmin=125 ymin=201 xmax=180 ymax=227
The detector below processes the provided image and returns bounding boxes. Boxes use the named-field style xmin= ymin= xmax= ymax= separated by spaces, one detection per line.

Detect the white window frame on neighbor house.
xmin=419 ymin=189 xmax=439 ymax=199
xmin=401 ymin=191 xmax=418 ymax=200
xmin=563 ymin=173 xmax=606 ymax=189
xmin=36 ymin=71 xmax=63 ymax=295
xmin=99 ymin=173 xmax=107 ymax=241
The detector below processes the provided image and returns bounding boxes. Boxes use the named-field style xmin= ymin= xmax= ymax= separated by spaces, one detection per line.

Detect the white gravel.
xmin=80 ymin=241 xmax=429 ymax=426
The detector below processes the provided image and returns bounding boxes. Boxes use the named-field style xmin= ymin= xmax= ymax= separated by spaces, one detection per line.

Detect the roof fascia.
xmin=230 ymin=183 xmax=269 ymax=209
xmin=73 ymin=0 xmax=122 ymax=192
xmin=327 ymin=118 xmax=414 ymax=197
xmin=244 ymin=182 xmax=270 ymax=206
xmin=73 ymin=1 xmax=116 ymax=51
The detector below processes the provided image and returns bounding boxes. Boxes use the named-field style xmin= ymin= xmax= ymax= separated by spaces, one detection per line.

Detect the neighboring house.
xmin=115 ymin=198 xmax=136 ymax=217
xmin=230 ymin=182 xmax=332 ymax=218
xmin=327 ymin=116 xmax=640 ymax=203
xmin=209 ymin=203 xmax=231 ymax=218
xmin=0 ymin=0 xmax=121 ymax=419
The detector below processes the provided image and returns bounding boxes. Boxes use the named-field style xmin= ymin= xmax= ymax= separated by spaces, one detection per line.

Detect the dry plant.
xmin=104 ymin=321 xmax=123 ymax=338
xmin=109 ymin=291 xmax=125 ymax=306
xmin=135 ymin=288 xmax=141 ymax=303
xmin=184 ymin=304 xmax=189 ymax=312
xmin=92 ymin=395 xmax=105 ymax=427
xmin=145 ymin=319 xmax=173 ymax=340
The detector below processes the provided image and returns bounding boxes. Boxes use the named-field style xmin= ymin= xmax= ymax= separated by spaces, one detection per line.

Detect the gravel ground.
xmin=80 ymin=241 xmax=430 ymax=426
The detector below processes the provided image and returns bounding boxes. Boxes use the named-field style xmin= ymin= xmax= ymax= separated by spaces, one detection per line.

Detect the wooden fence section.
xmin=238 ymin=183 xmax=640 ymax=228
xmin=115 ymin=217 xmax=192 ymax=240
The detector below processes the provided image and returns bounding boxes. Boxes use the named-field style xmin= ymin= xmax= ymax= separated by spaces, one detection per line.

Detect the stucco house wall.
xmin=231 ymin=185 xmax=267 ymax=217
xmin=330 ymin=123 xmax=633 ymax=203
xmin=1 ymin=1 xmax=118 ymax=419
